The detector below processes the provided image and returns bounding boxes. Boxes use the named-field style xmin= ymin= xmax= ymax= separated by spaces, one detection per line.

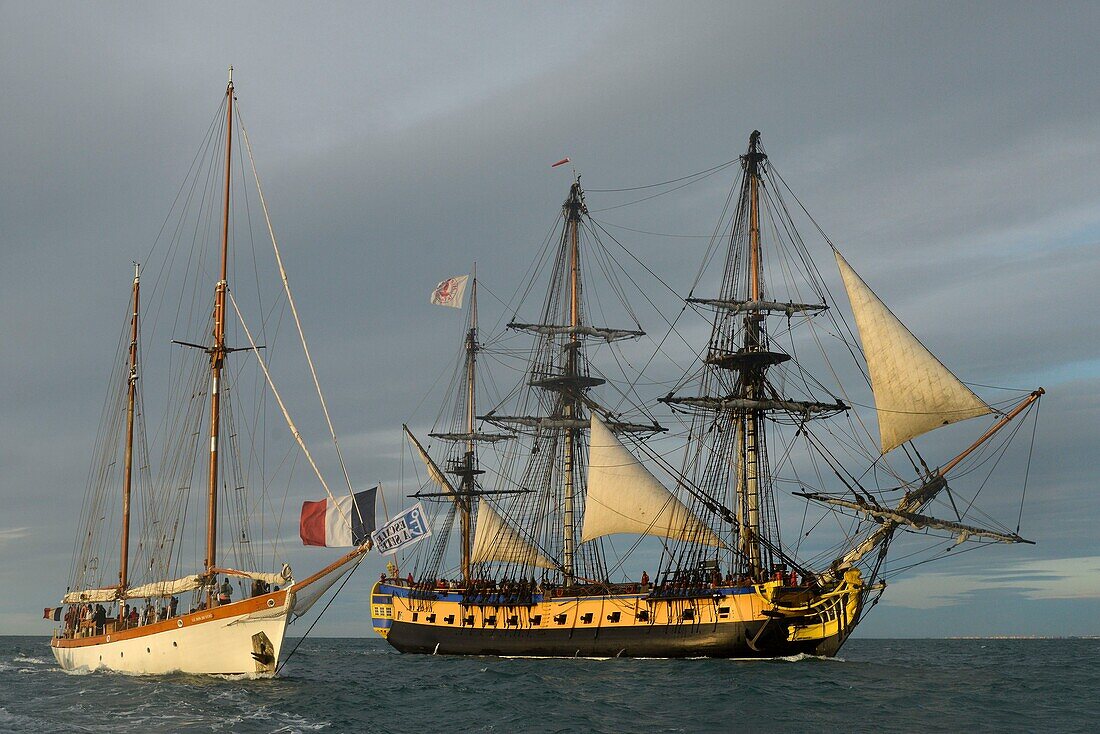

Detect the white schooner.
xmin=48 ymin=70 xmax=370 ymax=676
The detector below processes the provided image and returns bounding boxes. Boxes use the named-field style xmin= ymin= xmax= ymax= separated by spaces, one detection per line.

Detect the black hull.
xmin=384 ymin=618 xmax=849 ymax=659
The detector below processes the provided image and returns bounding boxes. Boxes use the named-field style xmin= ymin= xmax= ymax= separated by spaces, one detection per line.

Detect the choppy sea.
xmin=0 ymin=636 xmax=1095 ymax=733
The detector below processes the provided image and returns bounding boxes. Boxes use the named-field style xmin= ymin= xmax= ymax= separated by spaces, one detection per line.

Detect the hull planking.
xmin=370 ymin=572 xmax=862 ymax=659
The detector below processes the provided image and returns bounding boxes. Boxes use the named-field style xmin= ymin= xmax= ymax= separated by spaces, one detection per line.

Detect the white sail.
xmin=583 ymin=415 xmax=722 ymax=546
xmin=124 ymin=575 xmax=205 ymax=599
xmin=834 ymin=250 xmax=992 ymax=453
xmin=404 ymin=425 xmax=459 ymax=498
xmin=62 ymin=587 xmax=121 ymax=604
xmin=289 ymin=552 xmax=363 ymax=618
xmin=214 ymin=568 xmax=291 ymax=586
xmin=470 ymin=499 xmax=557 ymax=569
xmin=63 ymin=574 xmax=208 ymax=603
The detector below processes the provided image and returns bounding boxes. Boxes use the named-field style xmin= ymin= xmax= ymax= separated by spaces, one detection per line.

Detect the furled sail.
xmin=583 ymin=415 xmax=721 ymax=546
xmin=470 ymin=499 xmax=557 ymax=569
xmin=63 ymin=576 xmax=203 ymax=604
xmin=123 ymin=575 xmax=205 ymax=599
xmin=211 ymin=567 xmax=292 ymax=586
xmin=834 ymin=250 xmax=991 ymax=454
xmin=62 ymin=587 xmax=122 ymax=604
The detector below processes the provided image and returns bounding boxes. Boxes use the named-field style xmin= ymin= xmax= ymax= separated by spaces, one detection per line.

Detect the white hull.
xmin=51 ymin=591 xmax=291 ymax=676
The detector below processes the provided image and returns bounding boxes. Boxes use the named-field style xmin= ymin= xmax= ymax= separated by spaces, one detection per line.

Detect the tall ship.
xmin=371 ymin=131 xmax=1043 ymax=658
xmin=46 ymin=71 xmax=370 ymax=675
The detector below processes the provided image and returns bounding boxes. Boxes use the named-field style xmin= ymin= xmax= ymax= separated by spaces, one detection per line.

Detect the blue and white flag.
xmin=371 ymin=503 xmax=432 ymax=555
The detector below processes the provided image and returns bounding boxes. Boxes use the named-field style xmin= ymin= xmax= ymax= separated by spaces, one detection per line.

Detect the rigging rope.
xmin=1017 ymin=397 xmax=1040 ymax=533
xmin=228 ymin=291 xmax=350 ymax=525
xmin=585 ymin=157 xmax=740 ymax=192
xmin=236 ymin=102 xmax=358 ymax=504
xmin=274 ymin=553 xmax=365 ymax=676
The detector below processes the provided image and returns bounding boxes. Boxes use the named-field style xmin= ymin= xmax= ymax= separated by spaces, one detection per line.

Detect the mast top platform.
xmin=742 ymin=129 xmax=767 ymax=170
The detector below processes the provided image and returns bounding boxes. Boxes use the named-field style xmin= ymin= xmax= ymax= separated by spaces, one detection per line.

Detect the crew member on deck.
xmin=81 ymin=604 xmax=93 ymax=636
xmin=640 ymin=570 xmax=649 ymax=588
xmin=218 ymin=577 xmax=233 ymax=605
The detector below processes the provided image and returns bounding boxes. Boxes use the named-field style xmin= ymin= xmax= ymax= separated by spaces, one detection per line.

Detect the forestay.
xmin=583 ymin=415 xmax=721 ymax=546
xmin=834 ymin=250 xmax=991 ymax=454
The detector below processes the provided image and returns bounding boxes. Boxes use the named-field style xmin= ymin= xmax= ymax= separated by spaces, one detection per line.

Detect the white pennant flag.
xmin=430 ymin=275 xmax=469 ymax=309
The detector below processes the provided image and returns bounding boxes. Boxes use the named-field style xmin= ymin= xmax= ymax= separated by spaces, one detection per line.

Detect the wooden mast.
xmin=119 ymin=263 xmax=140 ymax=591
xmin=206 ymin=67 xmax=234 ymax=593
xmin=740 ymin=130 xmax=765 ymax=578
xmin=562 ymin=181 xmax=582 ymax=585
xmin=460 ymin=265 xmax=478 ymax=585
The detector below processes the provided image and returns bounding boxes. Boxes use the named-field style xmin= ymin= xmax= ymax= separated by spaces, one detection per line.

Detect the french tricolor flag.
xmin=300 ymin=488 xmax=377 ymax=547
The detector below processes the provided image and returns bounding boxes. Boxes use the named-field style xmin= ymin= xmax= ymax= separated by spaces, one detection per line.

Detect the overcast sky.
xmin=1 ymin=2 xmax=1098 ymax=638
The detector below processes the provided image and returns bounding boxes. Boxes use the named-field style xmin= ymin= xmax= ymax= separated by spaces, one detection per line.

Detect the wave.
xmin=492 ymin=652 xmax=848 ymax=662
xmin=211 ymin=672 xmax=277 ymax=681
xmin=0 ymin=705 xmax=48 ymax=730
xmin=773 ymin=652 xmax=846 ymax=663
xmin=12 ymin=655 xmax=51 ymax=666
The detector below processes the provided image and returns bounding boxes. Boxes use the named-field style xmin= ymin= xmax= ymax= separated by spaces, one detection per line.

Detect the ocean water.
xmin=0 ymin=636 xmax=1095 ymax=733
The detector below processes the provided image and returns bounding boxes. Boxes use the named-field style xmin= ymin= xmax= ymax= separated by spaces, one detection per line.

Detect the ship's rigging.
xmin=60 ymin=72 xmax=368 ymax=642
xmin=398 ymin=131 xmax=1042 ymax=614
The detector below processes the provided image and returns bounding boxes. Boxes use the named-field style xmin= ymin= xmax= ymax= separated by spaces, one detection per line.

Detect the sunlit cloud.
xmin=883 ymin=556 xmax=1100 ymax=609
xmin=0 ymin=527 xmax=30 ymax=544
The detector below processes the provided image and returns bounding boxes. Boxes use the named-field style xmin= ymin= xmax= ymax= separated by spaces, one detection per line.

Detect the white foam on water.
xmin=59 ymin=666 xmax=93 ymax=676
xmin=494 ymin=653 xmax=848 ymax=662
xmin=12 ymin=655 xmax=51 ymax=665
xmin=770 ymin=653 xmax=845 ymax=663
xmin=498 ymin=654 xmax=613 ymax=660
xmin=210 ymin=672 xmax=274 ymax=681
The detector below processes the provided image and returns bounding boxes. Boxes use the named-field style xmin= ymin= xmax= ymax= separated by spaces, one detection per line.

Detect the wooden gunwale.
xmin=50 ymin=589 xmax=287 ymax=649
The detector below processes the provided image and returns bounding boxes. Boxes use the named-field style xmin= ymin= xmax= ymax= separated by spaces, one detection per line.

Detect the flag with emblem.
xmin=430 ymin=275 xmax=469 ymax=309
